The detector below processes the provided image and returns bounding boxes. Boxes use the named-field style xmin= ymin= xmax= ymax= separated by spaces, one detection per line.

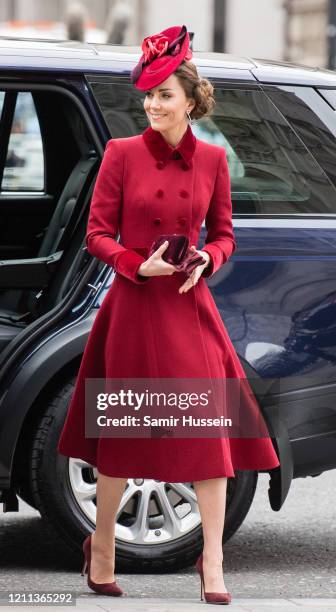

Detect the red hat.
xmin=131 ymin=24 xmax=193 ymax=90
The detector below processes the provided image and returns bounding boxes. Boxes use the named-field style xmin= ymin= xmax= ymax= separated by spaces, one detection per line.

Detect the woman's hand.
xmin=138 ymin=241 xmax=177 ymax=277
xmin=178 ymin=247 xmax=210 ymax=294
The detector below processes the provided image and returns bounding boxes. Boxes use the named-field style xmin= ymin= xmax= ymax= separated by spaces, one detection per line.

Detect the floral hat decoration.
xmin=131 ymin=24 xmax=193 ymax=91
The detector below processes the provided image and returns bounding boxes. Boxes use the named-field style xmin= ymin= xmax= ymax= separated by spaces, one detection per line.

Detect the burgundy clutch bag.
xmin=148 ymin=234 xmax=206 ymax=276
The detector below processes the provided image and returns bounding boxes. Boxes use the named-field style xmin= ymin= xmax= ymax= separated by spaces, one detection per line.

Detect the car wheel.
xmin=29 ymin=377 xmax=258 ymax=571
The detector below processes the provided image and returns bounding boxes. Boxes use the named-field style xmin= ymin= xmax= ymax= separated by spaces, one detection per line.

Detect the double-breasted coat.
xmin=57 ymin=124 xmax=280 ymax=481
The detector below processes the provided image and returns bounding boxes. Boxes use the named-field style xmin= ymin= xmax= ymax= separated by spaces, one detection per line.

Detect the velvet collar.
xmin=142 ymin=123 xmax=197 ymax=169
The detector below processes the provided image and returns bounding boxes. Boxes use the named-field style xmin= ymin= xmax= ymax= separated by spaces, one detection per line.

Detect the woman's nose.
xmin=149 ymin=98 xmax=161 ymax=109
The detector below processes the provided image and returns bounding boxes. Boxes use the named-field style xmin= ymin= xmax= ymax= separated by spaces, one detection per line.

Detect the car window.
xmin=1 ymin=91 xmax=44 ymax=192
xmin=86 ymin=78 xmax=336 ymax=216
xmin=190 ymin=88 xmax=336 ymax=216
xmin=190 ymin=121 xmax=244 ymax=178
xmin=266 ymin=86 xmax=336 ymax=197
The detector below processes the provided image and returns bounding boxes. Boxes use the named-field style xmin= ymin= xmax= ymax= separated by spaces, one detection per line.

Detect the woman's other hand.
xmin=138 ymin=241 xmax=177 ymax=277
xmin=178 ymin=247 xmax=210 ymax=294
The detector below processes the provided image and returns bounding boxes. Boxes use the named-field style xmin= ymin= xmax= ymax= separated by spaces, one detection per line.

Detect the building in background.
xmin=284 ymin=0 xmax=328 ymax=67
xmin=0 ymin=0 xmax=215 ymax=49
xmin=0 ymin=0 xmax=335 ymax=70
xmin=225 ymin=0 xmax=285 ymax=62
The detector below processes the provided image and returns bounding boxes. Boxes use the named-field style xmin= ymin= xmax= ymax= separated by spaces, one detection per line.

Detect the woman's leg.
xmin=193 ymin=477 xmax=229 ymax=592
xmin=90 ymin=472 xmax=128 ymax=583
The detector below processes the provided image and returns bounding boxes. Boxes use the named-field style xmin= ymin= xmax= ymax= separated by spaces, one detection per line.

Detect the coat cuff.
xmin=200 ymin=241 xmax=235 ymax=278
xmin=200 ymin=245 xmax=221 ymax=278
xmin=114 ymin=249 xmax=149 ymax=284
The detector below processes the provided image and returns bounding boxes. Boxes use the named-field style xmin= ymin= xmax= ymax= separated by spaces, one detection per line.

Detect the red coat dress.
xmin=57 ymin=124 xmax=280 ymax=481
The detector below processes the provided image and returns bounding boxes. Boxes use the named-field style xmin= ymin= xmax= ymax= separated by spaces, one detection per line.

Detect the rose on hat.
xmin=131 ymin=24 xmax=193 ymax=91
xmin=142 ymin=34 xmax=169 ymax=63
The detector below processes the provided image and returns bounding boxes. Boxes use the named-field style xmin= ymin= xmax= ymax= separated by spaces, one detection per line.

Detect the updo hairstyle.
xmin=174 ymin=60 xmax=215 ymax=120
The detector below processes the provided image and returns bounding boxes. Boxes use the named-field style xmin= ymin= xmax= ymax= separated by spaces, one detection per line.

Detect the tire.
xmin=17 ymin=484 xmax=39 ymax=511
xmin=29 ymin=377 xmax=258 ymax=572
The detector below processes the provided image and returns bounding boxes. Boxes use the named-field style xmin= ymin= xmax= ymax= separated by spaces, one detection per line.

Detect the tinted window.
xmin=1 ymin=92 xmax=44 ymax=192
xmin=87 ymin=77 xmax=336 ymax=216
xmin=267 ymin=86 xmax=336 ymax=198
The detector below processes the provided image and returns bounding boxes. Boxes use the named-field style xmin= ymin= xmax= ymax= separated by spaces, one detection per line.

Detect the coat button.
xmin=179 ymin=189 xmax=189 ymax=198
xmin=153 ymin=218 xmax=161 ymax=225
xmin=156 ymin=189 xmax=164 ymax=198
xmin=156 ymin=160 xmax=165 ymax=169
xmin=182 ymin=161 xmax=190 ymax=170
xmin=172 ymin=151 xmax=181 ymax=159
xmin=178 ymin=217 xmax=187 ymax=226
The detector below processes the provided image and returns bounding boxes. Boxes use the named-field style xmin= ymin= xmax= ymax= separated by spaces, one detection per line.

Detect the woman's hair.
xmin=174 ymin=60 xmax=215 ymax=120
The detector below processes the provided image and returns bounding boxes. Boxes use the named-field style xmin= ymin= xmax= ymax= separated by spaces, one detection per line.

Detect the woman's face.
xmin=143 ymin=73 xmax=195 ymax=133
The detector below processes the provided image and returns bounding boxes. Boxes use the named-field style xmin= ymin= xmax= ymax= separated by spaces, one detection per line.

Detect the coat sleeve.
xmin=201 ymin=147 xmax=236 ymax=278
xmin=85 ymin=138 xmax=149 ymax=284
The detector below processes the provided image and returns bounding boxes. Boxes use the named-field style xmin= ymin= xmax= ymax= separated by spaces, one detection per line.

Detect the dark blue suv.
xmin=0 ymin=37 xmax=336 ymax=571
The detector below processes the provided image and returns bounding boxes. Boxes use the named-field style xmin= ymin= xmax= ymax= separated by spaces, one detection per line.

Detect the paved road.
xmin=0 ymin=470 xmax=335 ymax=610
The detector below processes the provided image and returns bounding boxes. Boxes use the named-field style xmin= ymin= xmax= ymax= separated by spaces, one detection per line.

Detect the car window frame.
xmin=0 ymin=79 xmax=105 ymax=199
xmin=1 ymin=90 xmax=46 ymax=193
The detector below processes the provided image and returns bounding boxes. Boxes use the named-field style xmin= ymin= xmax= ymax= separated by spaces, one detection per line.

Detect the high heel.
xmin=195 ymin=552 xmax=232 ymax=605
xmin=80 ymin=533 xmax=124 ymax=596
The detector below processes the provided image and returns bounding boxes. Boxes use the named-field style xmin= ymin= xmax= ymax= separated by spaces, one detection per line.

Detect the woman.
xmin=57 ymin=25 xmax=280 ymax=604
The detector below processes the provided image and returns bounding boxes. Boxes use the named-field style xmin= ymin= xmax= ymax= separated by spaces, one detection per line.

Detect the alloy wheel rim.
xmin=68 ymin=458 xmax=201 ymax=544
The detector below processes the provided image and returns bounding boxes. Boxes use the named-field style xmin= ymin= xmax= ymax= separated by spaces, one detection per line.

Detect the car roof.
xmin=1 ymin=37 xmax=336 ymax=87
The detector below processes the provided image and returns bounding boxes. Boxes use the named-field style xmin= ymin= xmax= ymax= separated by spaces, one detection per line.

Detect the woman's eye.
xmin=145 ymin=92 xmax=170 ymax=98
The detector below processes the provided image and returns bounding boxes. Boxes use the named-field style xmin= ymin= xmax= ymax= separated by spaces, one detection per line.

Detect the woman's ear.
xmin=187 ymin=98 xmax=196 ymax=114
